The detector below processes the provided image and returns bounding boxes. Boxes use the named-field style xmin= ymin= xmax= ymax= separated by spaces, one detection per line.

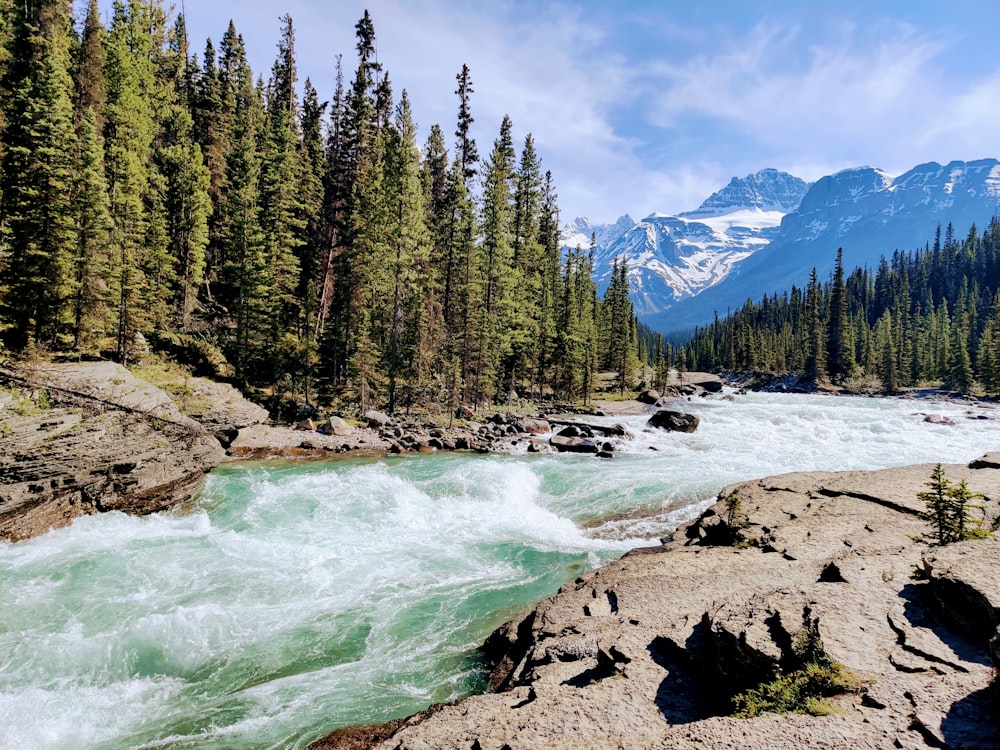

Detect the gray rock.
xmin=0 ymin=362 xmax=224 ymax=542
xmin=637 ymin=389 xmax=661 ymax=405
xmin=647 ymin=409 xmax=700 ymax=432
xmin=922 ymin=539 xmax=1000 ymax=638
xmin=365 ymin=410 xmax=392 ymax=428
xmin=321 ymin=416 xmax=354 ymax=437
xmin=549 ymin=435 xmax=599 ymax=453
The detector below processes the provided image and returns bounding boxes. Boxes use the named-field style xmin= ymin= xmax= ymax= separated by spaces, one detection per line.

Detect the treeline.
xmin=684 ymin=219 xmax=1000 ymax=394
xmin=0 ymin=1 xmax=641 ymax=411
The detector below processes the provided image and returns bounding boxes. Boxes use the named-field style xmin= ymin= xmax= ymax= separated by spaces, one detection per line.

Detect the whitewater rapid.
xmin=1 ymin=391 xmax=998 ymax=749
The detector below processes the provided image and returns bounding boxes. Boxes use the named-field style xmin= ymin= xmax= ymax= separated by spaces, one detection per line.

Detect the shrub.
xmin=918 ymin=464 xmax=991 ymax=545
xmin=732 ymin=616 xmax=860 ymax=718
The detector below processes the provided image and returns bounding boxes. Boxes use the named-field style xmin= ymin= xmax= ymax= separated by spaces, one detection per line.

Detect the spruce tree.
xmin=827 ymin=249 xmax=855 ymax=381
xmin=71 ymin=108 xmax=113 ymax=350
xmin=73 ymin=0 xmax=106 ymax=130
xmin=473 ymin=114 xmax=516 ymax=403
xmin=103 ymin=0 xmax=160 ymax=362
xmin=384 ymin=90 xmax=429 ymax=412
xmin=0 ymin=0 xmax=79 ymax=350
xmin=260 ymin=14 xmax=305 ymax=350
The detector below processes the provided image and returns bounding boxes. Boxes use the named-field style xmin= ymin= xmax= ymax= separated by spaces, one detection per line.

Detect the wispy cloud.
xmin=642 ymin=18 xmax=999 ymax=181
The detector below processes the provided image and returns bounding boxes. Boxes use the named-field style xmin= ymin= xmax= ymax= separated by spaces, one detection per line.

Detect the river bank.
xmin=0 ymin=360 xmax=723 ymax=541
xmin=310 ymin=457 xmax=1000 ymax=750
xmin=3 ymin=360 xmax=999 ymax=749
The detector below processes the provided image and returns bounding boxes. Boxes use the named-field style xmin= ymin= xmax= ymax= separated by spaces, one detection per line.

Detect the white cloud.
xmin=128 ymin=3 xmax=1000 ymax=225
xmin=642 ymin=18 xmax=1000 ymax=183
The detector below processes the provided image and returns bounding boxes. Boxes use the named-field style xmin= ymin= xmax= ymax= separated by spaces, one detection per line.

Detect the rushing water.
xmin=2 ymin=392 xmax=1000 ymax=749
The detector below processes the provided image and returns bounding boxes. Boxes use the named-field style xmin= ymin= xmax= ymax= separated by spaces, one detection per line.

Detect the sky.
xmin=96 ymin=1 xmax=1000 ymax=224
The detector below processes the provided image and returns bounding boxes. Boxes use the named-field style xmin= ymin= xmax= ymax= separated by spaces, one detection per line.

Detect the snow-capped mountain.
xmin=682 ymin=167 xmax=810 ymax=217
xmin=571 ymin=159 xmax=1000 ymax=334
xmin=562 ymin=169 xmax=810 ymax=316
xmin=648 ymin=159 xmax=1000 ymax=332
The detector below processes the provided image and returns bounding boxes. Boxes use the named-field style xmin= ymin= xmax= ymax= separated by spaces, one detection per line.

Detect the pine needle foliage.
xmin=917 ymin=464 xmax=991 ymax=545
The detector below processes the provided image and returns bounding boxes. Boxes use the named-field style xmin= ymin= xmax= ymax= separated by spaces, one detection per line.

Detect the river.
xmin=2 ymin=391 xmax=999 ymax=749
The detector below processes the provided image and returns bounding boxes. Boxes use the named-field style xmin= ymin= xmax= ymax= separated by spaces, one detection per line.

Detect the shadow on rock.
xmin=940 ymin=686 xmax=1000 ymax=749
xmin=900 ymin=583 xmax=992 ymax=667
xmin=646 ymin=628 xmax=718 ymax=725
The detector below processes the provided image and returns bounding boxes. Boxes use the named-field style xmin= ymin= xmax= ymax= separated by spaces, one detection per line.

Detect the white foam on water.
xmin=3 ymin=391 xmax=1000 ymax=748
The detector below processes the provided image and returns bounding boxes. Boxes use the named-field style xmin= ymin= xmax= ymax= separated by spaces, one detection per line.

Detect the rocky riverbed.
xmin=311 ymin=457 xmax=1000 ymax=750
xmin=0 ymin=362 xmax=721 ymax=541
xmin=4 ymin=362 xmax=997 ymax=748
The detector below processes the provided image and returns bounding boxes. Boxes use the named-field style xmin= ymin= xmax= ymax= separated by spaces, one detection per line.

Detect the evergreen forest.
xmin=682 ymin=220 xmax=1000 ymax=396
xmin=0 ymin=0 xmax=643 ymax=414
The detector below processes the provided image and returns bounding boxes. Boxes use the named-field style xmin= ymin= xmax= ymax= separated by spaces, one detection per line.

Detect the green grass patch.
xmin=732 ymin=615 xmax=861 ymax=718
xmin=732 ymin=661 xmax=859 ymax=718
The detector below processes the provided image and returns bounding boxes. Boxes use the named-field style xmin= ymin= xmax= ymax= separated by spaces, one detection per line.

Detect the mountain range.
xmin=564 ymin=159 xmax=1000 ymax=333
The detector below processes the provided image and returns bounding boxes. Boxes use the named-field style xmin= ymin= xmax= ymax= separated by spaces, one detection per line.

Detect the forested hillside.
xmin=684 ymin=220 xmax=1000 ymax=395
xmin=0 ymin=1 xmax=642 ymax=413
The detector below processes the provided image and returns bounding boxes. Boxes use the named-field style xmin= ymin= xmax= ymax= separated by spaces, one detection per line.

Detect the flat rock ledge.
xmin=0 ymin=362 xmax=225 ymax=541
xmin=310 ymin=455 xmax=1000 ymax=750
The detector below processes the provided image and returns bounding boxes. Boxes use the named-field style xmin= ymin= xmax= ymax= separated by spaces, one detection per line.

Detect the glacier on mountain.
xmin=561 ymin=169 xmax=810 ymax=316
xmin=569 ymin=159 xmax=1000 ymax=333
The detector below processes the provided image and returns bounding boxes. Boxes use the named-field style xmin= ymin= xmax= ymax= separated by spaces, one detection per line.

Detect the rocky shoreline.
xmin=0 ymin=362 xmax=723 ymax=541
xmin=3 ymin=361 xmax=998 ymax=748
xmin=309 ymin=458 xmax=1000 ymax=750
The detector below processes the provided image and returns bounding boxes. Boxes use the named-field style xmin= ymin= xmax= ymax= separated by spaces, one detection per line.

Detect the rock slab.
xmin=0 ymin=362 xmax=224 ymax=541
xmin=309 ymin=455 xmax=1000 ymax=750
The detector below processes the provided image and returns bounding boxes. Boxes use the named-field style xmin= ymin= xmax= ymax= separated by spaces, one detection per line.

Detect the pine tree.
xmin=383 ymin=90 xmax=429 ymax=412
xmin=605 ymin=258 xmax=637 ymax=393
xmin=946 ymin=309 xmax=974 ymax=393
xmin=218 ymin=30 xmax=266 ymax=380
xmin=532 ymin=170 xmax=562 ymax=398
xmin=977 ymin=291 xmax=1000 ymax=395
xmin=873 ymin=310 xmax=897 ymax=393
xmin=103 ymin=0 xmax=161 ymax=363
xmin=803 ymin=267 xmax=827 ymax=381
xmin=454 ymin=63 xmax=478 ymax=184
xmin=257 ymin=14 xmax=305 ymax=380
xmin=827 ymin=248 xmax=855 ymax=381
xmin=155 ymin=16 xmax=211 ymax=332
xmin=73 ymin=0 xmax=105 ymax=129
xmin=0 ymin=0 xmax=79 ymax=350
xmin=472 ymin=114 xmax=516 ymax=403
xmin=71 ymin=108 xmax=113 ymax=350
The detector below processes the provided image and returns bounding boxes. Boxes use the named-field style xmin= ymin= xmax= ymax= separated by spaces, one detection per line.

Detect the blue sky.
xmin=97 ymin=1 xmax=1000 ymax=223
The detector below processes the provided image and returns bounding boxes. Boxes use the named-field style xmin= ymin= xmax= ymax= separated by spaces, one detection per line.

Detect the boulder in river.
xmin=521 ymin=418 xmax=550 ymax=435
xmin=549 ymin=434 xmax=599 ymax=453
xmin=647 ymin=409 xmax=700 ymax=432
xmin=637 ymin=389 xmax=661 ymax=405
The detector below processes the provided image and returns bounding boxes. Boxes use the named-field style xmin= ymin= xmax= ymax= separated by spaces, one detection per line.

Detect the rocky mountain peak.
xmin=683 ymin=168 xmax=810 ymax=218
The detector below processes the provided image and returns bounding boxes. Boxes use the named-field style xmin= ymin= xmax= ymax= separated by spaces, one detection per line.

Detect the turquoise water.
xmin=2 ymin=392 xmax=999 ymax=749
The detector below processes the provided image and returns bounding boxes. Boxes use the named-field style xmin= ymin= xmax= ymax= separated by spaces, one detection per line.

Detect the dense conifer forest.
xmin=0 ymin=0 xmax=643 ymax=413
xmin=683 ymin=220 xmax=1000 ymax=395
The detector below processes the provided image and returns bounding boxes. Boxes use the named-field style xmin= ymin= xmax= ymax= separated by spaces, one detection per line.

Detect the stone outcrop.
xmin=178 ymin=377 xmax=269 ymax=447
xmin=311 ymin=455 xmax=1000 ymax=750
xmin=647 ymin=409 xmax=700 ymax=432
xmin=0 ymin=362 xmax=224 ymax=541
xmin=226 ymin=422 xmax=389 ymax=458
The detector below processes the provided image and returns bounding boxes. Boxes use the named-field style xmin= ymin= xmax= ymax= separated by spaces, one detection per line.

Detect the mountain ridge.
xmin=565 ymin=159 xmax=1000 ymax=333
